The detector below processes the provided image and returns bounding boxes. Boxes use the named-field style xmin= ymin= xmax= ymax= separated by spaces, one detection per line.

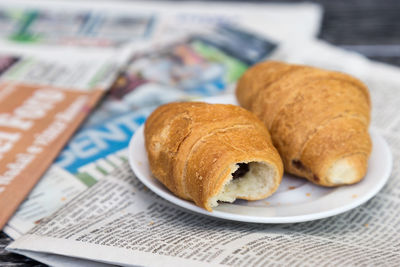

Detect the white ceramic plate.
xmin=128 ymin=95 xmax=392 ymax=223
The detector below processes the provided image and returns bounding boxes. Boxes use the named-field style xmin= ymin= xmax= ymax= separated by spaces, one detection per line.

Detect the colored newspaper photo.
xmin=0 ymin=46 xmax=120 ymax=229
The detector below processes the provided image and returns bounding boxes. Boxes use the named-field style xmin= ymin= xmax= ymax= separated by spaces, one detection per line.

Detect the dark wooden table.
xmin=1 ymin=0 xmax=399 ymax=265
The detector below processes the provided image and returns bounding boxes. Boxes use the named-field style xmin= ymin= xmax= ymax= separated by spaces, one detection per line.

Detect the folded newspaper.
xmin=0 ymin=0 xmax=321 ymax=49
xmin=7 ymin=37 xmax=400 ymax=266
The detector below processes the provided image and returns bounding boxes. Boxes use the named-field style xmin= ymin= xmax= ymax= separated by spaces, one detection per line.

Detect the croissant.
xmin=145 ymin=102 xmax=283 ymax=211
xmin=236 ymin=61 xmax=372 ymax=186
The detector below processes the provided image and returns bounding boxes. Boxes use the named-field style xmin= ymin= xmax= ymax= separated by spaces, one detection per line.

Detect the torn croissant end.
xmin=209 ymin=161 xmax=278 ymax=210
xmin=145 ymin=102 xmax=283 ymax=211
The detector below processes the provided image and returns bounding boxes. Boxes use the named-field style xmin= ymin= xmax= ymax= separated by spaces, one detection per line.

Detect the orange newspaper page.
xmin=0 ymin=50 xmax=119 ymax=229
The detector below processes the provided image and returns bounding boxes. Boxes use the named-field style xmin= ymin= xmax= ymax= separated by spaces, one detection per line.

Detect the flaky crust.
xmin=236 ymin=61 xmax=372 ymax=186
xmin=145 ymin=102 xmax=283 ymax=211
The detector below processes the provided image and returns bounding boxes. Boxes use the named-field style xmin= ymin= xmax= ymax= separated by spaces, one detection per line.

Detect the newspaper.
xmin=2 ymin=1 xmax=323 ymax=238
xmin=7 ymin=39 xmax=400 ymax=266
xmin=4 ymin=24 xmax=278 ymax=238
xmin=0 ymin=0 xmax=322 ymax=49
xmin=0 ymin=44 xmax=120 ymax=229
xmin=84 ymin=24 xmax=279 ymax=126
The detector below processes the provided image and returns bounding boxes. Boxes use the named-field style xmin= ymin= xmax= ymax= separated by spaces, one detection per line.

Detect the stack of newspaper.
xmin=1 ymin=0 xmax=399 ymax=266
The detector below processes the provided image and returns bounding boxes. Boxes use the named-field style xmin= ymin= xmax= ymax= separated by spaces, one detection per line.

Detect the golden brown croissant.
xmin=145 ymin=102 xmax=283 ymax=211
xmin=236 ymin=61 xmax=371 ymax=187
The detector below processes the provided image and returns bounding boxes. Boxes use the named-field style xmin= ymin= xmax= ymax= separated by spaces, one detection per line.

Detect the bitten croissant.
xmin=236 ymin=61 xmax=372 ymax=187
xmin=145 ymin=102 xmax=283 ymax=211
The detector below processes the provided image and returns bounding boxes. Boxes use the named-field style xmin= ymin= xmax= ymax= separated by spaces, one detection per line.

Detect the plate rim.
xmin=128 ymin=97 xmax=393 ymax=223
